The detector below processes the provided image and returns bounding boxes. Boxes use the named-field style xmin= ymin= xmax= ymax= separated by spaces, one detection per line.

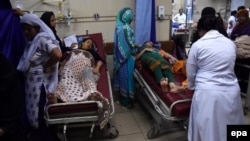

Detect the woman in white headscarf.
xmin=16 ymin=12 xmax=62 ymax=137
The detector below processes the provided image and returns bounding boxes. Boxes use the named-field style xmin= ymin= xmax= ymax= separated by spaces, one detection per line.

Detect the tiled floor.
xmin=65 ymin=96 xmax=250 ymax=141
xmin=101 ymin=98 xmax=250 ymax=141
xmin=99 ymin=100 xmax=189 ymax=141
xmin=65 ymin=98 xmax=189 ymax=141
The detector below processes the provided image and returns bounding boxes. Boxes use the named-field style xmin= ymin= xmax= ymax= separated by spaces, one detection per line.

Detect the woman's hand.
xmin=92 ymin=61 xmax=102 ymax=74
xmin=92 ymin=67 xmax=100 ymax=74
xmin=47 ymin=93 xmax=57 ymax=104
xmin=59 ymin=59 xmax=67 ymax=66
xmin=70 ymin=43 xmax=78 ymax=49
xmin=43 ymin=48 xmax=62 ymax=73
xmin=43 ymin=65 xmax=55 ymax=73
xmin=13 ymin=8 xmax=24 ymax=16
xmin=170 ymin=56 xmax=178 ymax=64
xmin=135 ymin=43 xmax=140 ymax=48
xmin=144 ymin=48 xmax=155 ymax=52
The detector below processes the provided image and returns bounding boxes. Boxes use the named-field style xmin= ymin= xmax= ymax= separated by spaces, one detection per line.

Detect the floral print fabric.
xmin=54 ymin=50 xmax=110 ymax=129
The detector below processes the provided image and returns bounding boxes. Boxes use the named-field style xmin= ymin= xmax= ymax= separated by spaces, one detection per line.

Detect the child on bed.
xmin=78 ymin=37 xmax=106 ymax=75
xmin=136 ymin=41 xmax=185 ymax=93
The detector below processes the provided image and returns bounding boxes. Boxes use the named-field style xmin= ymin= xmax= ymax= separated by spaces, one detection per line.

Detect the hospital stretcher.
xmin=44 ymin=33 xmax=118 ymax=141
xmin=133 ymin=52 xmax=193 ymax=139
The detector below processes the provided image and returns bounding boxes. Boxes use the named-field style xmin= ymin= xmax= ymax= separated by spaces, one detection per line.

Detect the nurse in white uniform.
xmin=186 ymin=15 xmax=244 ymax=141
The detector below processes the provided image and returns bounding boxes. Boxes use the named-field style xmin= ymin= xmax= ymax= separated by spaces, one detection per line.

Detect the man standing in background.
xmin=172 ymin=8 xmax=187 ymax=29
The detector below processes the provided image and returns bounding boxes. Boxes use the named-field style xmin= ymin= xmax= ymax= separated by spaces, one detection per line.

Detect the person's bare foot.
xmin=160 ymin=78 xmax=168 ymax=93
xmin=47 ymin=94 xmax=58 ymax=104
xmin=169 ymin=83 xmax=186 ymax=93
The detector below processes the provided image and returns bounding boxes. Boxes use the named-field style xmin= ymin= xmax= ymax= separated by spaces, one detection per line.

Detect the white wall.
xmin=11 ymin=0 xmax=249 ymax=43
xmin=231 ymin=0 xmax=245 ymax=11
xmin=246 ymin=1 xmax=250 ymax=8
xmin=11 ymin=0 xmax=172 ymax=42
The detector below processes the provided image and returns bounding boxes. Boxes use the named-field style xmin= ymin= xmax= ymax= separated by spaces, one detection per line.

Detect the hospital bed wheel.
xmin=102 ymin=124 xmax=119 ymax=139
xmin=108 ymin=127 xmax=119 ymax=139
xmin=147 ymin=124 xmax=160 ymax=139
xmin=182 ymin=119 xmax=189 ymax=130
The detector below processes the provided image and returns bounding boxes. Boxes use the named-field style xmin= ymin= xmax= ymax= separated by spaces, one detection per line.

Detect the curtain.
xmin=185 ymin=0 xmax=193 ymax=22
xmin=0 ymin=0 xmax=26 ymax=68
xmin=135 ymin=0 xmax=156 ymax=45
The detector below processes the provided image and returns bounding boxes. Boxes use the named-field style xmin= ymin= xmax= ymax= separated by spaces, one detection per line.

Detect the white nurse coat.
xmin=186 ymin=30 xmax=244 ymax=141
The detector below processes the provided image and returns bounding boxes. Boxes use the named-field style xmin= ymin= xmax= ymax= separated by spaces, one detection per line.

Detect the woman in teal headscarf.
xmin=113 ymin=8 xmax=137 ymax=108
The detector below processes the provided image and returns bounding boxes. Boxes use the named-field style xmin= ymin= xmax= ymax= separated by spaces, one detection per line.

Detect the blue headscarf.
xmin=113 ymin=7 xmax=136 ymax=72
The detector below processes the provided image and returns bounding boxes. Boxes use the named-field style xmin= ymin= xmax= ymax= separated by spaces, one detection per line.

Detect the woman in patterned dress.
xmin=17 ymin=13 xmax=62 ymax=140
xmin=113 ymin=7 xmax=137 ymax=108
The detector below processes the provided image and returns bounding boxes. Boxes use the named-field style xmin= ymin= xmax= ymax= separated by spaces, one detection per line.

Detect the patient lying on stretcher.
xmin=48 ymin=49 xmax=110 ymax=129
xmin=136 ymin=41 xmax=185 ymax=93
xmin=78 ymin=37 xmax=106 ymax=75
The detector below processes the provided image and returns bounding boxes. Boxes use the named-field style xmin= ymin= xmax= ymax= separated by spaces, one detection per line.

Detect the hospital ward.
xmin=1 ymin=0 xmax=250 ymax=141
